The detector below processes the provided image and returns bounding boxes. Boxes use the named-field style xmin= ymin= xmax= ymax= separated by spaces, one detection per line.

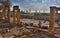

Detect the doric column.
xmin=49 ymin=6 xmax=56 ymax=35
xmin=17 ymin=9 xmax=20 ymax=24
xmin=13 ymin=6 xmax=19 ymax=23
xmin=13 ymin=9 xmax=17 ymax=23
xmin=2 ymin=6 xmax=6 ymax=20
xmin=7 ymin=6 xmax=10 ymax=23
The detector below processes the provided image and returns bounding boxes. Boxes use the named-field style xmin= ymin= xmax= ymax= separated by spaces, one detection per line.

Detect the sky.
xmin=10 ymin=0 xmax=60 ymax=13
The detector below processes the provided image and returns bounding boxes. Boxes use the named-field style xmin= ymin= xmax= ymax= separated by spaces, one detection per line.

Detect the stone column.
xmin=7 ymin=6 xmax=10 ymax=23
xmin=13 ymin=9 xmax=17 ymax=23
xmin=17 ymin=9 xmax=20 ymax=24
xmin=2 ymin=6 xmax=6 ymax=20
xmin=48 ymin=6 xmax=56 ymax=35
xmin=13 ymin=6 xmax=19 ymax=23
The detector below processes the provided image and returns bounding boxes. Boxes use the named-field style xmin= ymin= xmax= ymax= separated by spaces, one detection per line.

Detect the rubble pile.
xmin=0 ymin=23 xmax=59 ymax=38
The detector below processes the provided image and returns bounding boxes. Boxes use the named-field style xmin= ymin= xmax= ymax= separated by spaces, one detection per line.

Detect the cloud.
xmin=19 ymin=0 xmax=50 ymax=11
xmin=20 ymin=2 xmax=50 ymax=12
xmin=10 ymin=0 xmax=60 ymax=13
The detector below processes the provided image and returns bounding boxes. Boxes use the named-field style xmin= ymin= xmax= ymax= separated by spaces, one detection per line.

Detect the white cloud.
xmin=20 ymin=2 xmax=50 ymax=12
xmin=20 ymin=1 xmax=50 ymax=11
xmin=11 ymin=0 xmax=60 ymax=13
